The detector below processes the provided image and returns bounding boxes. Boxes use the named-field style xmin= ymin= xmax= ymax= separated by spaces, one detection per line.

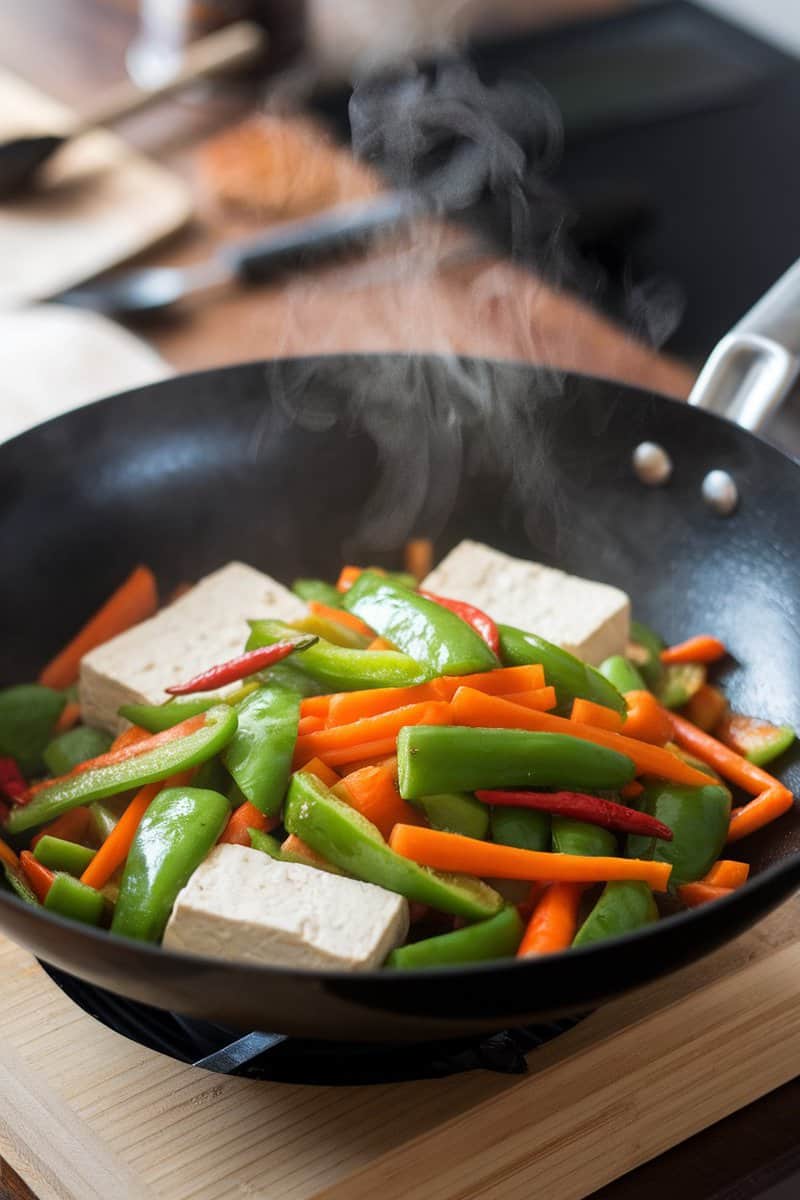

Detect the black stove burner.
xmin=41 ymin=962 xmax=585 ymax=1086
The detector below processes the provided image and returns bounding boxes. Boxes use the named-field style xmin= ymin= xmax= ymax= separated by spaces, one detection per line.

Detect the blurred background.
xmin=2 ymin=0 xmax=800 ymax=450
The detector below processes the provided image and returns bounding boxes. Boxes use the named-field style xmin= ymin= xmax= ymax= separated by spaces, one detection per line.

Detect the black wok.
xmin=1 ymin=330 xmax=799 ymax=1040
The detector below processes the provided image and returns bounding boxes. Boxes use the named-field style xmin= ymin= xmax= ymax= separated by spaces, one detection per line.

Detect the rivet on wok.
xmin=702 ymin=469 xmax=739 ymax=516
xmin=632 ymin=442 xmax=673 ymax=486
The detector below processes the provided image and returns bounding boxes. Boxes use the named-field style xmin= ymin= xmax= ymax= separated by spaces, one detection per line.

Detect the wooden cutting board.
xmin=2 ymin=894 xmax=800 ymax=1200
xmin=0 ymin=70 xmax=191 ymax=308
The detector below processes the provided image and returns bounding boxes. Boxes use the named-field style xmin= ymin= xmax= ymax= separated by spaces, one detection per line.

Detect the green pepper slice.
xmin=292 ymin=579 xmax=343 ymax=607
xmin=626 ymin=781 xmax=731 ymax=886
xmin=247 ymin=619 xmax=431 ymax=691
xmin=293 ymin=614 xmax=372 ymax=650
xmin=88 ymin=803 xmax=118 ymax=845
xmin=573 ymin=880 xmax=658 ymax=947
xmin=112 ymin=786 xmax=230 ymax=942
xmin=0 ymin=685 xmax=66 ymax=775
xmin=552 ymin=816 xmax=617 ymax=857
xmin=415 ymin=792 xmax=489 ymax=839
xmin=497 ymin=626 xmax=626 ymax=717
xmin=285 ymin=771 xmax=503 ymax=920
xmin=597 ymin=656 xmax=646 ymax=696
xmin=387 ymin=906 xmax=524 ymax=969
xmin=628 ymin=620 xmax=665 ymax=690
xmin=491 ymin=806 xmax=550 ymax=851
xmin=5 ymin=705 xmax=237 ymax=835
xmin=33 ymin=836 xmax=95 ymax=875
xmin=44 ymin=873 xmax=105 ymax=926
xmin=342 ymin=573 xmax=498 ymax=676
xmin=43 ymin=727 xmax=112 ymax=776
xmin=222 ymin=685 xmax=300 ymax=816
xmin=397 ymin=726 xmax=636 ymax=800
xmin=719 ymin=714 xmax=796 ymax=767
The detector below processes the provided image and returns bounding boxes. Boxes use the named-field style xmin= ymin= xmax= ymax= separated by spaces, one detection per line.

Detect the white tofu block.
xmin=79 ymin=561 xmax=306 ymax=732
xmin=163 ymin=844 xmax=409 ymax=971
xmin=423 ymin=540 xmax=629 ymax=666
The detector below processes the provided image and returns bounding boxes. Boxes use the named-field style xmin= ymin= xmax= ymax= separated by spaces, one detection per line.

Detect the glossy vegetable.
xmin=552 ymin=816 xmax=617 ymax=858
xmin=342 ymin=573 xmax=498 ymax=676
xmin=670 ymin=712 xmax=784 ymax=797
xmin=415 ymin=791 xmax=489 ymax=839
xmin=166 ymin=637 xmax=315 ymax=695
xmin=661 ymin=635 xmax=726 ymax=665
xmin=119 ymin=695 xmax=228 ymax=732
xmin=335 ymin=761 xmax=423 ymax=840
xmin=491 ymin=805 xmax=550 ymax=851
xmin=656 ymin=664 xmax=706 ymax=710
xmin=627 ymin=620 xmax=665 ymax=690
xmin=627 ymin=781 xmax=731 ymax=886
xmin=477 ymin=790 xmax=673 ymax=840
xmin=43 ymin=727 xmax=112 ymax=776
xmin=573 ymin=881 xmax=659 ymax=947
xmin=622 ymin=691 xmax=673 ymax=745
xmin=293 ymin=613 xmax=371 ymax=650
xmin=728 ymin=784 xmax=794 ymax=842
xmin=387 ymin=906 xmax=524 ymax=969
xmin=0 ymin=757 xmax=27 ymax=803
xmin=598 ymin=655 xmax=646 ymax=696
xmin=222 ymin=685 xmax=300 ymax=815
xmin=292 ymin=578 xmax=343 ymax=607
xmin=33 ymin=835 xmax=95 ymax=875
xmin=44 ymin=873 xmax=105 ymax=926
xmin=112 ymin=786 xmax=229 ymax=942
xmin=498 ymin=625 xmax=626 ymax=716
xmin=518 ymin=883 xmax=584 ymax=956
xmin=284 ymin=771 xmax=503 ymax=919
xmin=247 ymin=619 xmax=431 ymax=691
xmin=0 ymin=684 xmax=66 ymax=775
xmin=718 ymin=713 xmax=795 ymax=767
xmin=218 ymin=800 xmax=278 ymax=847
xmin=398 ymin=725 xmax=635 ymax=799
xmin=417 ymin=589 xmax=500 ymax=656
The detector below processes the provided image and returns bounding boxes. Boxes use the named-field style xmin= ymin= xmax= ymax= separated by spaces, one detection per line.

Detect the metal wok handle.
xmin=688 ymin=258 xmax=800 ymax=431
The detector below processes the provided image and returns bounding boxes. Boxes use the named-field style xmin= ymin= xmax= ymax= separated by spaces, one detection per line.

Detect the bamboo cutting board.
xmin=1 ymin=894 xmax=800 ymax=1200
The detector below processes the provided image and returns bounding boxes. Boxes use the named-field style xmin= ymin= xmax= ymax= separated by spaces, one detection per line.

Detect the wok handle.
xmin=688 ymin=258 xmax=800 ymax=431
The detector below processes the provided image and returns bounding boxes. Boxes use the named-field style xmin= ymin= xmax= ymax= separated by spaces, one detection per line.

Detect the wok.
xmin=1 ymin=265 xmax=800 ymax=1041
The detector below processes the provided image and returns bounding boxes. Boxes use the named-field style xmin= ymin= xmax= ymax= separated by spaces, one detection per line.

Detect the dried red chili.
xmin=475 ymin=789 xmax=674 ymax=841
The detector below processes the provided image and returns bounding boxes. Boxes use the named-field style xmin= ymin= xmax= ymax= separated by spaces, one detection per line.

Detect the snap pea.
xmin=415 ymin=792 xmax=489 ymax=839
xmin=498 ymin=626 xmax=626 ymax=717
xmin=491 ymin=806 xmax=550 ymax=852
xmin=573 ymin=881 xmax=659 ymax=947
xmin=44 ymin=874 xmax=105 ymax=926
xmin=118 ymin=682 xmax=260 ymax=733
xmin=247 ymin=619 xmax=431 ymax=691
xmin=626 ymin=781 xmax=731 ymax=886
xmin=33 ymin=836 xmax=95 ymax=875
xmin=222 ymin=685 xmax=300 ymax=815
xmin=0 ymin=684 xmax=66 ymax=775
xmin=552 ymin=816 xmax=617 ymax=858
xmin=292 ymin=613 xmax=372 ymax=650
xmin=387 ymin=906 xmax=524 ymax=969
xmin=598 ymin=656 xmax=646 ymax=696
xmin=43 ymin=727 xmax=112 ymax=776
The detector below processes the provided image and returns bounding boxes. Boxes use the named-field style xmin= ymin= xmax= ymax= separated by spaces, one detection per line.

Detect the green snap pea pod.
xmin=292 ymin=614 xmax=372 ymax=650
xmin=573 ymin=881 xmax=659 ymax=947
xmin=0 ymin=685 xmax=66 ymax=775
xmin=552 ymin=816 xmax=617 ymax=857
xmin=256 ymin=660 xmax=328 ymax=698
xmin=626 ymin=782 xmax=731 ymax=886
xmin=247 ymin=619 xmax=432 ymax=691
xmin=44 ymin=874 xmax=105 ymax=926
xmin=498 ymin=626 xmax=626 ymax=717
xmin=33 ymin=836 xmax=95 ymax=875
xmin=656 ymin=664 xmax=707 ymax=710
xmin=5 ymin=705 xmax=237 ymax=835
xmin=112 ymin=786 xmax=229 ymax=942
xmin=285 ymin=771 xmax=503 ymax=920
xmin=597 ymin=656 xmax=646 ymax=696
xmin=118 ymin=682 xmax=260 ymax=733
xmin=342 ymin=573 xmax=498 ymax=675
xmin=43 ymin=727 xmax=112 ymax=776
xmin=415 ymin=792 xmax=489 ymax=839
xmin=628 ymin=620 xmax=665 ymax=690
xmin=491 ymin=806 xmax=550 ymax=851
xmin=292 ymin=579 xmax=343 ymax=607
xmin=387 ymin=906 xmax=524 ymax=969
xmin=222 ymin=685 xmax=300 ymax=816
xmin=397 ymin=726 xmax=636 ymax=800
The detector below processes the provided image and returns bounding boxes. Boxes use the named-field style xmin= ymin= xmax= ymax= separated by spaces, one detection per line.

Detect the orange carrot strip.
xmin=336 ymin=565 xmax=386 ymax=593
xmin=327 ymin=683 xmax=439 ymax=726
xmin=702 ymin=859 xmax=750 ymax=888
xmin=340 ymin=754 xmax=397 ymax=775
xmin=281 ymin=833 xmax=332 ymax=870
xmin=298 ymin=757 xmax=341 ymax=788
xmin=39 ymin=565 xmax=158 ymax=690
xmin=219 ymin=801 xmax=280 ymax=847
xmin=0 ymin=836 xmax=19 ymax=870
xmin=54 ymin=702 xmax=81 ymax=734
xmin=571 ymin=698 xmax=625 ymax=733
xmin=620 ymin=780 xmax=644 ymax=801
xmin=451 ymin=688 xmax=716 ymax=789
xmin=300 ymin=695 xmax=330 ymax=720
xmin=110 ymin=725 xmax=151 ymax=753
xmin=20 ymin=851 xmax=55 ymax=902
xmin=517 ymin=882 xmax=584 ymax=956
xmin=661 ymin=635 xmax=727 ymax=665
xmin=685 ymin=684 xmax=729 ymax=733
xmin=368 ymin=637 xmax=395 ymax=651
xmin=502 ymin=686 xmax=558 ymax=712
xmin=405 ymin=538 xmax=433 ymax=582
xmin=30 ymin=806 xmax=91 ymax=850
xmin=308 ymin=601 xmax=374 ymax=637
xmin=320 ymin=738 xmax=399 ymax=769
xmin=80 ymin=769 xmax=194 ymax=890
xmin=389 ymin=825 xmax=672 ymax=890
xmin=622 ymin=690 xmax=673 ymax=745
xmin=298 ymin=715 xmax=326 ymax=736
xmin=432 ymin=665 xmax=545 ymax=701
xmin=293 ymin=701 xmax=451 ymax=766
xmin=334 ymin=759 xmax=425 ymax=840
xmin=727 ymin=785 xmax=794 ymax=843
xmin=678 ymin=882 xmax=733 ymax=907
xmin=670 ymin=712 xmax=783 ymax=796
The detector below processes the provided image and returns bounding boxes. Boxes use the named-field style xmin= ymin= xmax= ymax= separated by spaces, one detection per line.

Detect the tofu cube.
xmin=163 ymin=844 xmax=409 ymax=971
xmin=423 ymin=540 xmax=629 ymax=665
xmin=79 ymin=561 xmax=306 ymax=732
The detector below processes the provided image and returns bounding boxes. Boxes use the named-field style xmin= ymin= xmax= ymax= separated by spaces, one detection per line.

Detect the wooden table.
xmin=4 ymin=5 xmax=797 ymax=1200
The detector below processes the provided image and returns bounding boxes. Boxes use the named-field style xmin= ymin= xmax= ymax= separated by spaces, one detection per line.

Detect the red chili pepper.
xmin=165 ymin=636 xmax=317 ymax=696
xmin=0 ymin=757 xmax=27 ymax=804
xmin=475 ymin=789 xmax=674 ymax=841
xmin=418 ymin=590 xmax=500 ymax=655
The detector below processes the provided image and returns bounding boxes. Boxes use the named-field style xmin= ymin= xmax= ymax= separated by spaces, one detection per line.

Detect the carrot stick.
xmin=293 ymin=701 xmax=451 ymax=766
xmin=219 ymin=800 xmax=279 ymax=847
xmin=300 ymin=695 xmax=330 ymax=720
xmin=340 ymin=754 xmax=397 ymax=775
xmin=39 ymin=565 xmax=158 ymax=690
xmin=110 ymin=725 xmax=151 ymax=753
xmin=571 ymin=698 xmax=625 ymax=733
xmin=281 ymin=833 xmax=332 ymax=870
xmin=517 ymin=882 xmax=584 ymax=956
xmin=298 ymin=757 xmax=341 ymax=788
xmin=54 ymin=702 xmax=81 ymax=734
xmin=389 ymin=825 xmax=672 ymax=890
xmin=334 ymin=759 xmax=425 ymax=840
xmin=727 ymin=785 xmax=794 ymax=843
xmin=685 ymin=684 xmax=729 ymax=733
xmin=432 ymin=665 xmax=545 ymax=701
xmin=30 ymin=806 xmax=91 ymax=850
xmin=0 ymin=836 xmax=19 ymax=871
xmin=451 ymin=688 xmax=716 ymax=789
xmin=502 ymin=686 xmax=558 ymax=712
xmin=298 ymin=715 xmax=326 ymax=736
xmin=702 ymin=859 xmax=750 ymax=888
xmin=622 ymin=690 xmax=673 ymax=745
xmin=670 ymin=712 xmax=784 ymax=796
xmin=20 ymin=851 xmax=55 ymax=902
xmin=80 ymin=769 xmax=194 ymax=890
xmin=336 ymin=565 xmax=373 ymax=593
xmin=368 ymin=637 xmax=395 ymax=651
xmin=315 ymin=737 xmax=400 ymax=769
xmin=405 ymin=538 xmax=433 ymax=582
xmin=678 ymin=882 xmax=733 ymax=907
xmin=661 ymin=635 xmax=727 ymax=665
xmin=327 ymin=683 xmax=439 ymax=726
xmin=308 ymin=601 xmax=374 ymax=637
